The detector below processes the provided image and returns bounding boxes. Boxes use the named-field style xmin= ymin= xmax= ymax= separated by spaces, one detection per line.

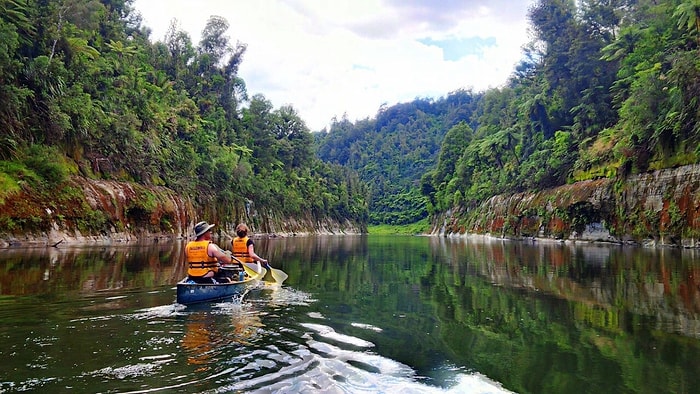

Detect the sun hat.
xmin=194 ymin=221 xmax=215 ymax=237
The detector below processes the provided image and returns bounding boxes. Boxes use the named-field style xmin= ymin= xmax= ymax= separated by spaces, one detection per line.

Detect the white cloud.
xmin=132 ymin=0 xmax=534 ymax=131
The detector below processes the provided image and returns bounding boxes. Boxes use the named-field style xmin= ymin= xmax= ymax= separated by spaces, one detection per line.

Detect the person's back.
xmin=185 ymin=238 xmax=219 ymax=280
xmin=185 ymin=221 xmax=234 ymax=283
xmin=232 ymin=223 xmax=268 ymax=266
xmin=232 ymin=234 xmax=252 ymax=263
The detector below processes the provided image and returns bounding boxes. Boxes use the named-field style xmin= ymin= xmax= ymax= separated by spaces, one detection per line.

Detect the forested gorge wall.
xmin=434 ymin=164 xmax=700 ymax=248
xmin=4 ymin=165 xmax=700 ymax=248
xmin=0 ymin=176 xmax=361 ymax=247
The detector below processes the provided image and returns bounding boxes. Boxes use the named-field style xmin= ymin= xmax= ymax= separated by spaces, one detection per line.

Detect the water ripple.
xmin=301 ymin=323 xmax=375 ymax=348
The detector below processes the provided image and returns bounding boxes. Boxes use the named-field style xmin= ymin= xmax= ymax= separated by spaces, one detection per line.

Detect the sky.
xmin=132 ymin=0 xmax=535 ymax=131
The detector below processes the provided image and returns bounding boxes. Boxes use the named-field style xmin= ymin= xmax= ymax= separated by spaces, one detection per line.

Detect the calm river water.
xmin=1 ymin=235 xmax=699 ymax=393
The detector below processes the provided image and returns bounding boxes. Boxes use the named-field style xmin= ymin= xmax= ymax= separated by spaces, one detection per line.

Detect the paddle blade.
xmin=269 ymin=267 xmax=288 ymax=284
xmin=242 ymin=262 xmax=265 ymax=279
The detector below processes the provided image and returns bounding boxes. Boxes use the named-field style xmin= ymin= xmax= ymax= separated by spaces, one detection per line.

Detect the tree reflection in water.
xmin=0 ymin=236 xmax=699 ymax=394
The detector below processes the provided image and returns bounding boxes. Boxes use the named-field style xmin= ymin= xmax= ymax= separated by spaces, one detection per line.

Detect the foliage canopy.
xmin=0 ymin=0 xmax=367 ymax=233
xmin=315 ymin=0 xmax=700 ymax=224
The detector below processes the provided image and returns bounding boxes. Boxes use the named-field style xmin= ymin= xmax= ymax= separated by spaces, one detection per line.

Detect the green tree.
xmin=0 ymin=0 xmax=33 ymax=158
xmin=434 ymin=122 xmax=472 ymax=188
xmin=273 ymin=105 xmax=313 ymax=169
xmin=674 ymin=0 xmax=700 ymax=46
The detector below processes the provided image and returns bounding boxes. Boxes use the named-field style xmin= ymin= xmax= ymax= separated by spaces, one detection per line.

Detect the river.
xmin=0 ymin=235 xmax=699 ymax=393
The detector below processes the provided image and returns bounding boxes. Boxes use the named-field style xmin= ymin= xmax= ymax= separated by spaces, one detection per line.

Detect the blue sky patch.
xmin=419 ymin=37 xmax=497 ymax=61
xmin=352 ymin=64 xmax=374 ymax=72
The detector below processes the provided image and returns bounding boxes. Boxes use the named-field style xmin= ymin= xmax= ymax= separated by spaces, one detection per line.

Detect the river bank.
xmin=433 ymin=164 xmax=700 ymax=249
xmin=0 ymin=176 xmax=363 ymax=248
xmin=5 ymin=164 xmax=700 ymax=249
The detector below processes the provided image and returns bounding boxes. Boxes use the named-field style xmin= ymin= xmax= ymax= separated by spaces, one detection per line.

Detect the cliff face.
xmin=7 ymin=164 xmax=698 ymax=247
xmin=0 ymin=176 xmax=362 ymax=247
xmin=434 ymin=164 xmax=700 ymax=248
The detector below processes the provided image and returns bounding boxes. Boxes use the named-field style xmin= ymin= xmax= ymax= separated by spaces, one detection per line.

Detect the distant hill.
xmin=315 ymin=90 xmax=479 ymax=224
xmin=315 ymin=0 xmax=700 ymax=232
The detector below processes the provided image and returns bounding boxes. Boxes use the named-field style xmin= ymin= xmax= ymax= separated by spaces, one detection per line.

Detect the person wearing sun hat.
xmin=184 ymin=220 xmax=236 ymax=283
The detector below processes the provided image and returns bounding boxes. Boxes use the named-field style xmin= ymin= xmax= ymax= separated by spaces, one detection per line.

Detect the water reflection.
xmin=423 ymin=237 xmax=700 ymax=394
xmin=1 ymin=236 xmax=699 ymax=393
xmin=182 ymin=312 xmax=219 ymax=369
xmin=260 ymin=235 xmax=700 ymax=393
xmin=181 ymin=306 xmax=264 ymax=371
xmin=429 ymin=237 xmax=700 ymax=338
xmin=0 ymin=243 xmax=186 ymax=298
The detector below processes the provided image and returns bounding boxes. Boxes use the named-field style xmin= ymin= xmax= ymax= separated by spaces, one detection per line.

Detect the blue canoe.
xmin=176 ymin=263 xmax=265 ymax=305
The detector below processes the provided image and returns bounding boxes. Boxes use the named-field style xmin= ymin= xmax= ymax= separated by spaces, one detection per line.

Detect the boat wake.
xmin=88 ymin=288 xmax=513 ymax=394
xmin=210 ymin=314 xmax=514 ymax=394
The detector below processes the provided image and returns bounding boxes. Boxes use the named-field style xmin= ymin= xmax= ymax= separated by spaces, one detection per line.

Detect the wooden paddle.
xmin=241 ymin=261 xmax=265 ymax=278
xmin=222 ymin=234 xmax=288 ymax=284
xmin=223 ymin=262 xmax=265 ymax=278
xmin=218 ymin=247 xmax=266 ymax=279
xmin=240 ymin=261 xmax=287 ymax=284
xmin=262 ymin=261 xmax=288 ymax=284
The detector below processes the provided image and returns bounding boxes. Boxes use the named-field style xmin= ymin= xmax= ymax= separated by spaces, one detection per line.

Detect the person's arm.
xmin=247 ymin=243 xmax=268 ymax=265
xmin=209 ymin=243 xmax=232 ymax=264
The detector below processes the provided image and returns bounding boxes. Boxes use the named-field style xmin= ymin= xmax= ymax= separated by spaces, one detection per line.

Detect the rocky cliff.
xmin=434 ymin=164 xmax=700 ymax=248
xmin=0 ymin=176 xmax=362 ymax=247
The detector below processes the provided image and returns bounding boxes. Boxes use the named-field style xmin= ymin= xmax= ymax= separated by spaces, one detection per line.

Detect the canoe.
xmin=176 ymin=263 xmax=265 ymax=305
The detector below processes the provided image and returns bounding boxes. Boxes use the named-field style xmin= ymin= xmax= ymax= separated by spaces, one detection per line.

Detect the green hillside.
xmin=315 ymin=91 xmax=480 ymax=224
xmin=2 ymin=0 xmax=698 ymax=235
xmin=0 ymin=0 xmax=367 ymax=234
xmin=315 ymin=0 xmax=700 ymax=225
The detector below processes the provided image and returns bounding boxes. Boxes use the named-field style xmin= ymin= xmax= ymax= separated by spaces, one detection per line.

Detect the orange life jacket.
xmin=232 ymin=236 xmax=253 ymax=263
xmin=185 ymin=240 xmax=219 ymax=277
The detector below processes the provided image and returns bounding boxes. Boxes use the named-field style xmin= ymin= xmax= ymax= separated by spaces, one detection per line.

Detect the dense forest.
xmin=315 ymin=91 xmax=480 ymax=224
xmin=1 ymin=0 xmax=699 ymax=237
xmin=0 ymin=0 xmax=367 ymax=235
xmin=315 ymin=0 xmax=700 ymax=227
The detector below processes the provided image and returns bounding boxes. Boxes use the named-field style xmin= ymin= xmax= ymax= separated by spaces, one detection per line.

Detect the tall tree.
xmin=0 ymin=0 xmax=34 ymax=158
xmin=674 ymin=0 xmax=700 ymax=46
